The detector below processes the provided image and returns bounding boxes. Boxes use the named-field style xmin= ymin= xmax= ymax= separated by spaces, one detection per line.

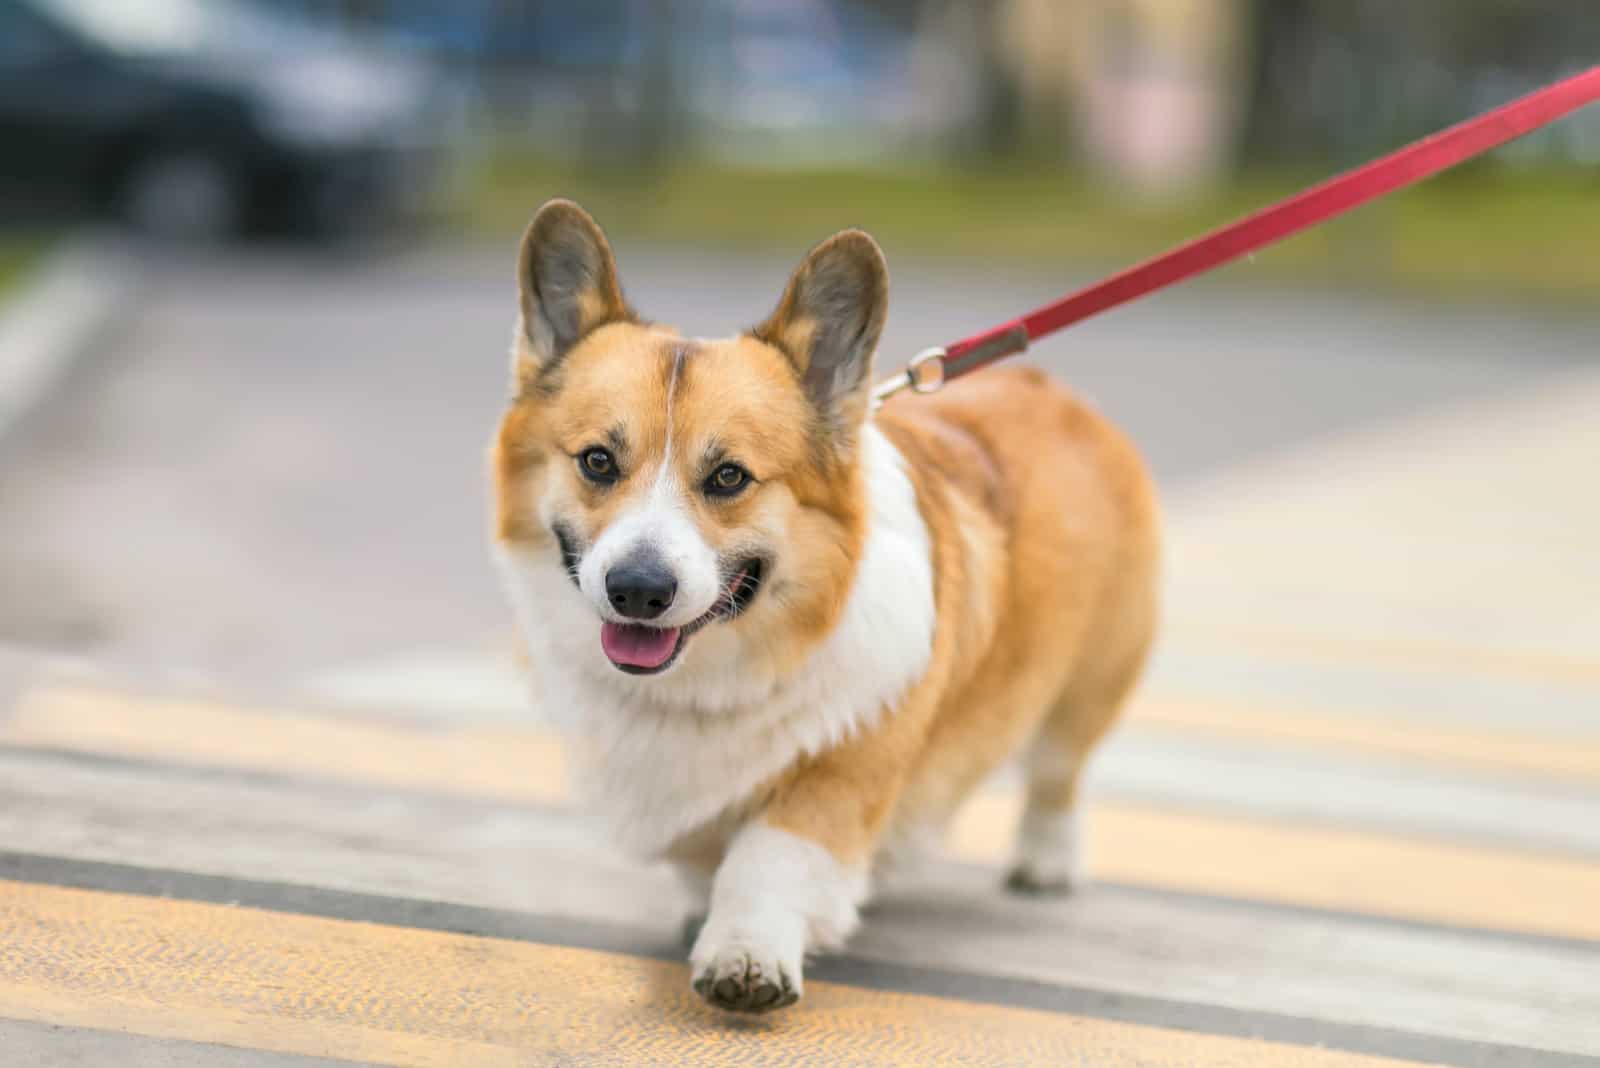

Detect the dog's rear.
xmin=877 ymin=365 xmax=1160 ymax=891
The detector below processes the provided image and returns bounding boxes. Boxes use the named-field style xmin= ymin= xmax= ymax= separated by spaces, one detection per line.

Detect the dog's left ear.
xmin=755 ymin=230 xmax=888 ymax=443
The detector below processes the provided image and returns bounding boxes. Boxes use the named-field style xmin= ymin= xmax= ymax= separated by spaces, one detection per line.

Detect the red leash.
xmin=874 ymin=65 xmax=1600 ymax=404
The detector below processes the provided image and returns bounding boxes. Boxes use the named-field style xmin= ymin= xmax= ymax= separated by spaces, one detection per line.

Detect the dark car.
xmin=0 ymin=0 xmax=462 ymax=240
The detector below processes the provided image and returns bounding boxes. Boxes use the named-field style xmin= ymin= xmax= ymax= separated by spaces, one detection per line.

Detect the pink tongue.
xmin=601 ymin=623 xmax=681 ymax=669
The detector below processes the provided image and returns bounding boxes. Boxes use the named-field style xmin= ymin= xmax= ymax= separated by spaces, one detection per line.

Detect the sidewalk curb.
xmin=0 ymin=233 xmax=138 ymax=442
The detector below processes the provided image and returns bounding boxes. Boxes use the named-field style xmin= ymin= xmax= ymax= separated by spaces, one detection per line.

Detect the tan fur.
xmin=493 ymin=200 xmax=1160 ymax=1011
xmin=751 ymin=366 xmax=1160 ymax=867
xmin=889 ymin=368 xmax=1159 ymax=832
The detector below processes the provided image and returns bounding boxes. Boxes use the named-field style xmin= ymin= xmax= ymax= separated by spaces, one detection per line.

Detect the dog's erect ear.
xmin=754 ymin=230 xmax=888 ymax=441
xmin=516 ymin=199 xmax=631 ymax=376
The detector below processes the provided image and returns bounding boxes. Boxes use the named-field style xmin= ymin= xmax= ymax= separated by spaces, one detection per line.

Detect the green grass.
xmin=465 ymin=155 xmax=1600 ymax=304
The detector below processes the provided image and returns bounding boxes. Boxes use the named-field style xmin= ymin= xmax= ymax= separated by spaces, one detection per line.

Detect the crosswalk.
xmin=7 ymin=683 xmax=1598 ymax=947
xmin=0 ymin=868 xmax=1475 ymax=1068
xmin=2 ymin=366 xmax=1598 ymax=1065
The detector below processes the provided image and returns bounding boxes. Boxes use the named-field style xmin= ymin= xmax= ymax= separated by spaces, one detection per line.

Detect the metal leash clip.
xmin=871 ymin=347 xmax=947 ymax=410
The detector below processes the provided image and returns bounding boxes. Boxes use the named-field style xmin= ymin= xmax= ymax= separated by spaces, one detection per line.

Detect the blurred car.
xmin=0 ymin=0 xmax=464 ymax=240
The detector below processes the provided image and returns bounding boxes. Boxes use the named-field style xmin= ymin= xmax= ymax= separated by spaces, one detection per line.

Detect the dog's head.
xmin=493 ymin=199 xmax=888 ymax=679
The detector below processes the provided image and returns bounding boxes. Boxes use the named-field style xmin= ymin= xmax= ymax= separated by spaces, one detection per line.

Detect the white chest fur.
xmin=496 ymin=424 xmax=936 ymax=857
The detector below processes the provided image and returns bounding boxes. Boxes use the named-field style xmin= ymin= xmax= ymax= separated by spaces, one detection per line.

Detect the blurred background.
xmin=2 ymin=0 xmax=1597 ymax=278
xmin=0 ymin=0 xmax=1595 ymax=688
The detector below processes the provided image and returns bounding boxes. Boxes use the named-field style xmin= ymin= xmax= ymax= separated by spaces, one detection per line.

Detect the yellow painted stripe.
xmin=8 ymin=686 xmax=1600 ymax=942
xmin=0 ymin=879 xmax=1439 ymax=1068
xmin=1168 ymin=620 xmax=1600 ymax=691
xmin=947 ymin=793 xmax=1600 ymax=941
xmin=4 ymin=685 xmax=569 ymax=806
xmin=1131 ymin=697 xmax=1600 ymax=784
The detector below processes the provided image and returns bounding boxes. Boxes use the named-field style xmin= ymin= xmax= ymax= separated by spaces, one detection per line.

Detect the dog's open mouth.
xmin=600 ymin=558 xmax=765 ymax=675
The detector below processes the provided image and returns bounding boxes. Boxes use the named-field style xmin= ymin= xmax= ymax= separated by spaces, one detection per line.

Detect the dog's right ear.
xmin=515 ymin=199 xmax=631 ymax=379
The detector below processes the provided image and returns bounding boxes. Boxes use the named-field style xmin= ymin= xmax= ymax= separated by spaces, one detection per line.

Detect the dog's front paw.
xmin=690 ymin=941 xmax=800 ymax=1013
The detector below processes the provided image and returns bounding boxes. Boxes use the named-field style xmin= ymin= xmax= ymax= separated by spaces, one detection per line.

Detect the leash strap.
xmin=874 ymin=65 xmax=1600 ymax=406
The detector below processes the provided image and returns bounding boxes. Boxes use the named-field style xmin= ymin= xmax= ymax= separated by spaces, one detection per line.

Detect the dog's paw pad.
xmin=692 ymin=950 xmax=799 ymax=1014
xmin=748 ymin=981 xmax=785 ymax=1010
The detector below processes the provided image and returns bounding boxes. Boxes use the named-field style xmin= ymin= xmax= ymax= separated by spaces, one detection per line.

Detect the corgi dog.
xmin=492 ymin=200 xmax=1160 ymax=1014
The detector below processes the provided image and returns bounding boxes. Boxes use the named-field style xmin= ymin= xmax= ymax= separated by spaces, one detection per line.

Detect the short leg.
xmin=1006 ymin=734 xmax=1090 ymax=894
xmin=688 ymin=823 xmax=866 ymax=1013
xmin=1007 ymin=590 xmax=1152 ymax=896
xmin=683 ymin=670 xmax=949 ymax=1013
xmin=687 ymin=705 xmax=922 ymax=1014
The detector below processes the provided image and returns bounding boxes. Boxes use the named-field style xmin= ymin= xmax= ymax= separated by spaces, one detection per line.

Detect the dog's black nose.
xmin=605 ymin=561 xmax=677 ymax=620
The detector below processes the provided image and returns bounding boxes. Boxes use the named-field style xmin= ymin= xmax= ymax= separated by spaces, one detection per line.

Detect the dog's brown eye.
xmin=579 ymin=447 xmax=618 ymax=483
xmin=705 ymin=463 xmax=750 ymax=497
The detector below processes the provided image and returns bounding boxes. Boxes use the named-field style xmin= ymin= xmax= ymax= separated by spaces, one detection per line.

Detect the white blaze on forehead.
xmin=577 ymin=345 xmax=722 ymax=626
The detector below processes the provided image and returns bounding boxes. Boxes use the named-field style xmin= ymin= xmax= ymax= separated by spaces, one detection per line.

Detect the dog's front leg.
xmin=688 ymin=721 xmax=917 ymax=1013
xmin=687 ymin=673 xmax=939 ymax=1015
xmin=688 ymin=820 xmax=866 ymax=1012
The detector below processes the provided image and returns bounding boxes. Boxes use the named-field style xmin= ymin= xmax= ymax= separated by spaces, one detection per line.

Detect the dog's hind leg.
xmin=1004 ymin=700 xmax=1107 ymax=894
xmin=1007 ymin=587 xmax=1155 ymax=895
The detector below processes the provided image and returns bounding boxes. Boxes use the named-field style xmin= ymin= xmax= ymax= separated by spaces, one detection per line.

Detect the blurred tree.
xmin=968 ymin=0 xmax=1027 ymax=162
xmin=567 ymin=0 xmax=687 ymax=174
xmin=627 ymin=0 xmax=686 ymax=170
xmin=915 ymin=0 xmax=1027 ymax=163
xmin=1238 ymin=0 xmax=1598 ymax=165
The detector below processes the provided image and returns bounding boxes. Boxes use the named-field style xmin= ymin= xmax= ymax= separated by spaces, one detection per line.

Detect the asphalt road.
xmin=1 ymin=239 xmax=1596 ymax=686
